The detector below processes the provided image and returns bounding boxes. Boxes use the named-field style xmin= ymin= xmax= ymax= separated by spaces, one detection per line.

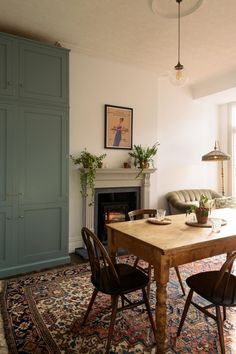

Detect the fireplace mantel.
xmin=80 ymin=168 xmax=157 ymax=231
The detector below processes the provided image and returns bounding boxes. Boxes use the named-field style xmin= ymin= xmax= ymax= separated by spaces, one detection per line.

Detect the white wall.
xmin=69 ymin=52 xmax=159 ymax=251
xmin=157 ymin=78 xmax=219 ymax=210
xmin=69 ymin=51 xmax=219 ymax=252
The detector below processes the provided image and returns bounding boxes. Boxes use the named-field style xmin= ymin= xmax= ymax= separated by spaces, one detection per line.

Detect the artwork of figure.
xmin=105 ymin=105 xmax=133 ymax=149
xmin=112 ymin=118 xmax=128 ymax=147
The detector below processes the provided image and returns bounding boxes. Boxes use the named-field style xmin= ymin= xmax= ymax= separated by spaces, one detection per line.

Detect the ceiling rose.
xmin=151 ymin=0 xmax=204 ymax=18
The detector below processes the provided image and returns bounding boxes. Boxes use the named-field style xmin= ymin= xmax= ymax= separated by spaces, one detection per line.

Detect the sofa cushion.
xmin=214 ymin=196 xmax=236 ymax=209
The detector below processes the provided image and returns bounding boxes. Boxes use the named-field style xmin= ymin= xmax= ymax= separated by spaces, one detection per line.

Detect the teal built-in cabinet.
xmin=0 ymin=32 xmax=70 ymax=278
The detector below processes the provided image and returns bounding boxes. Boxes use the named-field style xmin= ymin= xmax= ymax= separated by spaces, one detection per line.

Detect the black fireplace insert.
xmin=94 ymin=187 xmax=140 ymax=244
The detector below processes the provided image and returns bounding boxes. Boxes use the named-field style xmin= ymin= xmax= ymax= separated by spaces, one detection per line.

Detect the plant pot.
xmin=82 ymin=163 xmax=89 ymax=168
xmin=139 ymin=161 xmax=149 ymax=169
xmin=195 ymin=208 xmax=209 ymax=224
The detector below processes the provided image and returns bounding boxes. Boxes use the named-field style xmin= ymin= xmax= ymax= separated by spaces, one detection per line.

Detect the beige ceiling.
xmin=1 ymin=0 xmax=236 ymax=87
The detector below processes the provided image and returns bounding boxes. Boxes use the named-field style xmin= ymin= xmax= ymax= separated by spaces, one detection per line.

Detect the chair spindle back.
xmin=81 ymin=227 xmax=120 ymax=287
xmin=128 ymin=209 xmax=157 ymax=221
xmin=212 ymin=252 xmax=236 ymax=305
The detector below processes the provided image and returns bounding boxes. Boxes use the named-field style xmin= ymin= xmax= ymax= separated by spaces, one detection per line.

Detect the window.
xmin=231 ymin=104 xmax=236 ymax=196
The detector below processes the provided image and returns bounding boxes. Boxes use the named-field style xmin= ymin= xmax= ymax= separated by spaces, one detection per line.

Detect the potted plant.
xmin=186 ymin=194 xmax=211 ymax=224
xmin=128 ymin=142 xmax=160 ymax=177
xmin=71 ymin=149 xmax=106 ymax=205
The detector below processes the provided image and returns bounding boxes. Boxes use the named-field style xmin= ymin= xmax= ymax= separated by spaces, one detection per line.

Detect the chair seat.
xmin=187 ymin=271 xmax=236 ymax=306
xmin=92 ymin=263 xmax=149 ymax=295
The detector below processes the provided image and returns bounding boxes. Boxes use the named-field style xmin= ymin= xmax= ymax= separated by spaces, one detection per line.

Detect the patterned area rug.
xmin=1 ymin=255 xmax=236 ymax=354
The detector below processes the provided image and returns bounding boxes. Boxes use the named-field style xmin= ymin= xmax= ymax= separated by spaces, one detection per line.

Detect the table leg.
xmin=107 ymin=228 xmax=117 ymax=264
xmin=154 ymin=260 xmax=170 ymax=354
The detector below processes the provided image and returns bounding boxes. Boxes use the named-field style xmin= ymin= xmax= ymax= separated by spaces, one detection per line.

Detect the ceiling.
xmin=1 ymin=0 xmax=236 ymax=88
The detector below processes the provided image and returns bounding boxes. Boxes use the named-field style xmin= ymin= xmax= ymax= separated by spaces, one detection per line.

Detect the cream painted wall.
xmin=156 ymin=78 xmax=219 ymax=210
xmin=69 ymin=52 xmax=159 ymax=251
xmin=69 ymin=52 xmax=219 ymax=252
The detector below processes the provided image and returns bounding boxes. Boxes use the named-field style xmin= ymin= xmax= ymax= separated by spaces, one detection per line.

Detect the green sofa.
xmin=166 ymin=189 xmax=221 ymax=214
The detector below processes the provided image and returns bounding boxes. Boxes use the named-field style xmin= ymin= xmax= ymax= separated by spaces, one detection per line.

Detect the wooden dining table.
xmin=106 ymin=208 xmax=236 ymax=353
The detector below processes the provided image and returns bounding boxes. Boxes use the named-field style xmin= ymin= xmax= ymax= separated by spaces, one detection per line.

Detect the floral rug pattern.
xmin=1 ymin=255 xmax=236 ymax=353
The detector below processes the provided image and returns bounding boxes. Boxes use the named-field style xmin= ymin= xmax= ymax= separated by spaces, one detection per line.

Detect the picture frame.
xmin=104 ymin=104 xmax=133 ymax=150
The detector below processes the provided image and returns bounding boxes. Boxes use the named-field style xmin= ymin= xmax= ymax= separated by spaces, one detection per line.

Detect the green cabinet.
xmin=0 ymin=103 xmax=16 ymax=269
xmin=19 ymin=42 xmax=68 ymax=103
xmin=0 ymin=32 xmax=69 ymax=103
xmin=0 ymin=37 xmax=16 ymax=96
xmin=0 ymin=32 xmax=70 ymax=278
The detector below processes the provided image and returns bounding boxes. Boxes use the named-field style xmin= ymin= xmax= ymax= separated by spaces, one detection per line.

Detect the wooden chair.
xmin=81 ymin=227 xmax=157 ymax=354
xmin=128 ymin=209 xmax=185 ymax=296
xmin=177 ymin=252 xmax=236 ymax=354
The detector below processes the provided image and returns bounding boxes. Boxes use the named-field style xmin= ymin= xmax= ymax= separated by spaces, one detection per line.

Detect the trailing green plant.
xmin=71 ymin=149 xmax=106 ymax=205
xmin=128 ymin=142 xmax=159 ymax=177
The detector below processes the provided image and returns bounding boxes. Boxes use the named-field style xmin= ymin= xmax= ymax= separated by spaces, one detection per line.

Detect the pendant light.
xmin=169 ymin=0 xmax=189 ymax=86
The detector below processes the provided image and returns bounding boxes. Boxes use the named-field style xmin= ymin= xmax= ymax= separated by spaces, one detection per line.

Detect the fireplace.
xmin=94 ymin=187 xmax=140 ymax=244
xmin=75 ymin=168 xmax=156 ymax=258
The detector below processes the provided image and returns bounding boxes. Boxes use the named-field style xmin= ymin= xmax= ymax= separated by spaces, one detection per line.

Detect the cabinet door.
xmin=19 ymin=43 xmax=69 ymax=103
xmin=0 ymin=103 xmax=17 ymax=267
xmin=0 ymin=36 xmax=16 ymax=96
xmin=17 ymin=106 xmax=68 ymax=264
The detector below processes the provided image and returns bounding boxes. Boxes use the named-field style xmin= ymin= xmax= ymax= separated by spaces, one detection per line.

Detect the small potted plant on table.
xmin=186 ymin=194 xmax=211 ymax=224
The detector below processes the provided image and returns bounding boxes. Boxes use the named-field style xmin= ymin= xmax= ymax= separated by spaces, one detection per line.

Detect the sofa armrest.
xmin=168 ymin=199 xmax=199 ymax=214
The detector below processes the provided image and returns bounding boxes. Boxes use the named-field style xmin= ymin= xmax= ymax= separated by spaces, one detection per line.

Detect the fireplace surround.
xmin=75 ymin=168 xmax=156 ymax=257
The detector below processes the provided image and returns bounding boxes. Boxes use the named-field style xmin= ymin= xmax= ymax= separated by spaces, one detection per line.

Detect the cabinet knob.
xmin=7 ymin=81 xmax=11 ymax=86
xmin=19 ymin=83 xmax=23 ymax=88
xmin=19 ymin=215 xmax=24 ymax=219
xmin=6 ymin=217 xmax=11 ymax=220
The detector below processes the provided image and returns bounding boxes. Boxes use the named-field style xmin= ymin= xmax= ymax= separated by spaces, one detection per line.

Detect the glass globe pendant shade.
xmin=169 ymin=62 xmax=189 ymax=87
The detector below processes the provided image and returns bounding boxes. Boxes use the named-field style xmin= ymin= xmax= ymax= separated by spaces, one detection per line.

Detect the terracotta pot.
xmin=195 ymin=208 xmax=209 ymax=224
xmin=139 ymin=161 xmax=149 ymax=169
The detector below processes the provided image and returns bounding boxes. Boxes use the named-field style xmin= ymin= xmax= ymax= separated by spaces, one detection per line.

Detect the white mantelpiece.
xmin=81 ymin=168 xmax=156 ymax=231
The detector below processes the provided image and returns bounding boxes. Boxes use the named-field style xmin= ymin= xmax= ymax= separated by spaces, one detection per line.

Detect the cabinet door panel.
xmin=0 ymin=210 xmax=15 ymax=266
xmin=17 ymin=106 xmax=68 ymax=264
xmin=19 ymin=43 xmax=68 ymax=103
xmin=18 ymin=106 xmax=68 ymax=203
xmin=0 ymin=104 xmax=17 ymax=267
xmin=18 ymin=204 xmax=67 ymax=263
xmin=0 ymin=37 xmax=16 ymax=96
xmin=0 ymin=211 xmax=7 ymax=262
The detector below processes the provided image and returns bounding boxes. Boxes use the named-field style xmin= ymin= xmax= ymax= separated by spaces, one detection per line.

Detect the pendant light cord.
xmin=177 ymin=0 xmax=181 ymax=63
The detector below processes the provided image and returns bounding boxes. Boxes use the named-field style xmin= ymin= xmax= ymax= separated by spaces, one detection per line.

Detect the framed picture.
xmin=104 ymin=104 xmax=133 ymax=150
